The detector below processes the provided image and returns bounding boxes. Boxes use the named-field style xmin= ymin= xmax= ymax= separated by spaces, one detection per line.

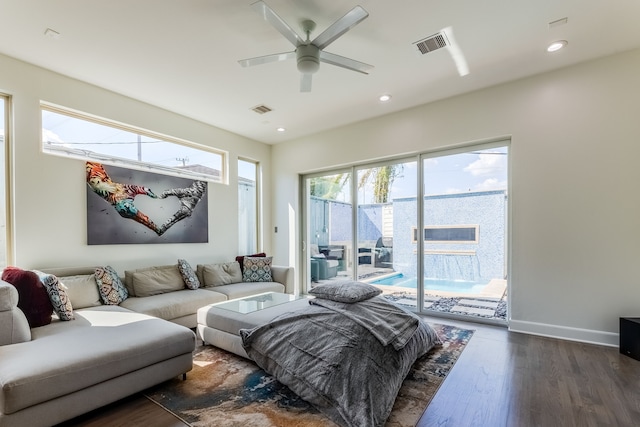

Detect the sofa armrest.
xmin=0 ymin=280 xmax=31 ymax=345
xmin=270 ymin=266 xmax=295 ymax=294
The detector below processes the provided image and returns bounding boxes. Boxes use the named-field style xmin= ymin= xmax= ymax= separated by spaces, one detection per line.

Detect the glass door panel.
xmin=356 ymin=161 xmax=417 ymax=289
xmin=421 ymin=146 xmax=508 ymax=322
xmin=306 ymin=172 xmax=352 ymax=287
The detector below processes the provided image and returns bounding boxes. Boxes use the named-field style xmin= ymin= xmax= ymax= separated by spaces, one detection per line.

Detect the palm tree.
xmin=311 ymin=165 xmax=403 ymax=203
xmin=310 ymin=174 xmax=349 ymax=200
xmin=359 ymin=165 xmax=403 ymax=203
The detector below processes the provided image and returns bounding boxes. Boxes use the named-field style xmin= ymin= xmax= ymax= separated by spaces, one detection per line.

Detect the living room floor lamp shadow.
xmin=86 ymin=162 xmax=208 ymax=244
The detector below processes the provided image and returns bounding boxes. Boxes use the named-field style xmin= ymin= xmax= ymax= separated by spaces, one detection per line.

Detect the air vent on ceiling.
xmin=251 ymin=104 xmax=273 ymax=114
xmin=413 ymin=32 xmax=449 ymax=54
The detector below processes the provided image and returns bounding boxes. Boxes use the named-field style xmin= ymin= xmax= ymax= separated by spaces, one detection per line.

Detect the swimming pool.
xmin=371 ymin=273 xmax=487 ymax=294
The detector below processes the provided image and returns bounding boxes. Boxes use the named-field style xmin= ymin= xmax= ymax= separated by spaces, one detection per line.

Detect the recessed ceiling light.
xmin=547 ymin=40 xmax=568 ymax=52
xmin=379 ymin=94 xmax=392 ymax=102
xmin=276 ymin=127 xmax=286 ymax=132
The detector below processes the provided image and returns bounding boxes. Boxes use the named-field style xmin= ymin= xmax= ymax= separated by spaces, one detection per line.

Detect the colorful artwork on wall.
xmin=86 ymin=162 xmax=208 ymax=244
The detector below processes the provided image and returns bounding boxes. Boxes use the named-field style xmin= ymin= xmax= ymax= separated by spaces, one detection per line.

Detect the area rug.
xmin=145 ymin=323 xmax=473 ymax=427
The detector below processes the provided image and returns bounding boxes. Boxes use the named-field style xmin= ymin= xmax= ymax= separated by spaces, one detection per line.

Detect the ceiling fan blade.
xmin=238 ymin=51 xmax=295 ymax=67
xmin=300 ymin=73 xmax=312 ymax=92
xmin=251 ymin=1 xmax=303 ymax=47
xmin=319 ymin=51 xmax=373 ymax=74
xmin=311 ymin=5 xmax=369 ymax=50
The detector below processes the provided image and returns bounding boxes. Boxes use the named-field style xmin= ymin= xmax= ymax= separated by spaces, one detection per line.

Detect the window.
xmin=238 ymin=159 xmax=258 ymax=254
xmin=412 ymin=225 xmax=479 ymax=243
xmin=0 ymin=95 xmax=9 ymax=267
xmin=41 ymin=104 xmax=226 ymax=183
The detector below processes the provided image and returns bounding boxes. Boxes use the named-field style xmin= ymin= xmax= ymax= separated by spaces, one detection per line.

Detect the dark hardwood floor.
xmin=58 ymin=316 xmax=640 ymax=427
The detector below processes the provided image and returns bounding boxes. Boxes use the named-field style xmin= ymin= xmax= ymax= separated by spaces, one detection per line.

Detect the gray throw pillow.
xmin=309 ymin=281 xmax=381 ymax=303
xmin=201 ymin=262 xmax=243 ymax=286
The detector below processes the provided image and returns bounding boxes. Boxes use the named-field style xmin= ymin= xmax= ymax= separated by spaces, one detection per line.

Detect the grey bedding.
xmin=240 ymin=296 xmax=441 ymax=427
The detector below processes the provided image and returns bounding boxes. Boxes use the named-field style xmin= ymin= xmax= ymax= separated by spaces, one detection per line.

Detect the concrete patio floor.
xmin=314 ymin=267 xmax=508 ymax=322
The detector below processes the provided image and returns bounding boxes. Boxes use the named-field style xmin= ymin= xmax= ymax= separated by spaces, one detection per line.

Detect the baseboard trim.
xmin=509 ymin=319 xmax=619 ymax=347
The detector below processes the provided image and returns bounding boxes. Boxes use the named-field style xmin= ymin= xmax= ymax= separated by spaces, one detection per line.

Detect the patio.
xmin=318 ymin=269 xmax=508 ymax=322
xmin=371 ymin=275 xmax=507 ymax=322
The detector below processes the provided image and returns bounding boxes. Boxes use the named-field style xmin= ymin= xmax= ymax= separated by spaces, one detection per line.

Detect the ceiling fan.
xmin=238 ymin=1 xmax=373 ymax=92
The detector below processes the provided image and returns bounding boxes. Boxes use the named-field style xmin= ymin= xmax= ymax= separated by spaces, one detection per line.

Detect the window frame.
xmin=40 ymin=103 xmax=228 ymax=184
xmin=238 ymin=157 xmax=260 ymax=254
xmin=412 ymin=225 xmax=479 ymax=244
xmin=0 ymin=93 xmax=13 ymax=267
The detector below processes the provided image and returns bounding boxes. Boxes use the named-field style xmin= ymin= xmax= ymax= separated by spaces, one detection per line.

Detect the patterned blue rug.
xmin=146 ymin=323 xmax=473 ymax=427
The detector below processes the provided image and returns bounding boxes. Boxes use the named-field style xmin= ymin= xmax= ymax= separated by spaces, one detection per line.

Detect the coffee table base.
xmin=196 ymin=296 xmax=311 ymax=359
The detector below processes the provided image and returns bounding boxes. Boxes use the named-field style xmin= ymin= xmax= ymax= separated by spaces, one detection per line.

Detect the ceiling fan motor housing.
xmin=296 ymin=44 xmax=320 ymax=74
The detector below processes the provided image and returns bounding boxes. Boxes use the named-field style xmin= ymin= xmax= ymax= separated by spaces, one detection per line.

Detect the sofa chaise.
xmin=0 ymin=259 xmax=294 ymax=427
xmin=0 ymin=280 xmax=195 ymax=427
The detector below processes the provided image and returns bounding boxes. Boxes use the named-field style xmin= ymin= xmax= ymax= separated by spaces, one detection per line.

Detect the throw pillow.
xmin=58 ymin=274 xmax=102 ymax=309
xmin=178 ymin=259 xmax=200 ymax=289
xmin=309 ymin=281 xmax=382 ymax=303
xmin=1 ymin=266 xmax=53 ymax=327
xmin=236 ymin=252 xmax=266 ymax=273
xmin=200 ymin=262 xmax=243 ymax=286
xmin=94 ymin=266 xmax=128 ymax=305
xmin=130 ymin=265 xmax=184 ymax=297
xmin=242 ymin=256 xmax=273 ymax=282
xmin=33 ymin=271 xmax=75 ymax=321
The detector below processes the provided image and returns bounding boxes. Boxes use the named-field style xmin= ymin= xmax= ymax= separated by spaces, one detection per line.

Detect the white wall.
xmin=0 ymin=53 xmax=273 ymax=273
xmin=272 ymin=48 xmax=640 ymax=346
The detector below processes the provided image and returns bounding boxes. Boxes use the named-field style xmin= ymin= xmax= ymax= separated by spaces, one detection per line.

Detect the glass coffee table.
xmin=196 ymin=292 xmax=311 ymax=358
xmin=213 ymin=291 xmax=305 ymax=314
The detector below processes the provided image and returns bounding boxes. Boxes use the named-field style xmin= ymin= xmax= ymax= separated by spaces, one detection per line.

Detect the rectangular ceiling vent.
xmin=413 ymin=32 xmax=449 ymax=54
xmin=251 ymin=104 xmax=273 ymax=114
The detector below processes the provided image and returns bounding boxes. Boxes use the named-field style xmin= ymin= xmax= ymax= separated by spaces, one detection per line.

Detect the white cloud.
xmin=443 ymin=187 xmax=463 ymax=194
xmin=473 ymin=178 xmax=507 ymax=192
xmin=424 ymin=158 xmax=439 ymax=167
xmin=464 ymin=153 xmax=506 ymax=176
xmin=42 ymin=128 xmax=65 ymax=144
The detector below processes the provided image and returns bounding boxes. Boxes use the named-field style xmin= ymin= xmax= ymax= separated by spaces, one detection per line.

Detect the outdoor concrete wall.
xmin=394 ymin=190 xmax=506 ymax=282
xmin=273 ymin=47 xmax=640 ymax=346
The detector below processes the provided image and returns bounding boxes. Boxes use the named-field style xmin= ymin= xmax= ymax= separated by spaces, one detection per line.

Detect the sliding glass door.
xmin=305 ymin=172 xmax=353 ymax=288
xmin=302 ymin=142 xmax=509 ymax=323
xmin=356 ymin=161 xmax=416 ymax=282
xmin=420 ymin=145 xmax=508 ymax=320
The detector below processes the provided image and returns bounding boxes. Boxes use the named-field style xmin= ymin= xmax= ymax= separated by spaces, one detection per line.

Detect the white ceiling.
xmin=2 ymin=0 xmax=640 ymax=144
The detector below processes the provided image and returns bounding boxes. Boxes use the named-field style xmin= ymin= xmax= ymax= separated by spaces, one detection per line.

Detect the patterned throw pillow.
xmin=94 ymin=266 xmax=128 ymax=305
xmin=177 ymin=259 xmax=200 ymax=290
xmin=34 ymin=271 xmax=75 ymax=321
xmin=242 ymin=256 xmax=273 ymax=282
xmin=235 ymin=252 xmax=266 ymax=273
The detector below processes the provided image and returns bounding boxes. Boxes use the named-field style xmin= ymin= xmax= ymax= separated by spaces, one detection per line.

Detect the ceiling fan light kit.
xmin=239 ymin=1 xmax=373 ymax=92
xmin=296 ymin=44 xmax=320 ymax=74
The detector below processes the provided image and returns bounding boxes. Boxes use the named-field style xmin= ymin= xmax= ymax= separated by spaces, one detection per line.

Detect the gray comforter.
xmin=239 ymin=296 xmax=441 ymax=427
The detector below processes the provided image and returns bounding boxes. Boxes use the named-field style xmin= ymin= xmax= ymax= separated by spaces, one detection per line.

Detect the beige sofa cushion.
xmin=0 ymin=305 xmax=195 ymax=415
xmin=120 ymin=288 xmax=226 ymax=321
xmin=198 ymin=262 xmax=242 ymax=287
xmin=201 ymin=281 xmax=285 ymax=300
xmin=125 ymin=265 xmax=184 ymax=297
xmin=58 ymin=274 xmax=101 ymax=309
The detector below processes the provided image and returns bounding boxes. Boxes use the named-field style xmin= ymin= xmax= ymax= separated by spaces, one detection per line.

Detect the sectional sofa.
xmin=0 ymin=260 xmax=294 ymax=427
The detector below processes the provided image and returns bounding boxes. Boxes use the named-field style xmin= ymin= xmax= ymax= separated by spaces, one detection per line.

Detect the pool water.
xmin=371 ymin=273 xmax=487 ymax=294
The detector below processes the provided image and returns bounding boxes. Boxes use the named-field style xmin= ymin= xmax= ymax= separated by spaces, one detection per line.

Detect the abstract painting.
xmin=86 ymin=162 xmax=208 ymax=244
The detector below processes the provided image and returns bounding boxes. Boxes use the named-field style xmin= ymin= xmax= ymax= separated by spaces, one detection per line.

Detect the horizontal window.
xmin=412 ymin=225 xmax=479 ymax=244
xmin=41 ymin=104 xmax=226 ymax=183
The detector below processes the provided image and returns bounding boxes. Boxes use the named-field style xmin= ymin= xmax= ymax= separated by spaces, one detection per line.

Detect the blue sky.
xmin=358 ymin=146 xmax=508 ymax=203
